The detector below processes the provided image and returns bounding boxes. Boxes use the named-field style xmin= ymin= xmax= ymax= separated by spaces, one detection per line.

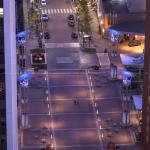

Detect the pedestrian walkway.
xmin=97 ymin=53 xmax=110 ymax=68
xmin=45 ymin=42 xmax=80 ymax=48
xmin=41 ymin=8 xmax=75 ymax=15
xmin=56 ymin=57 xmax=74 ymax=63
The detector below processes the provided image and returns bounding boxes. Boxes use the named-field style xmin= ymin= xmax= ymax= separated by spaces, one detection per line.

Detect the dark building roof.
xmin=0 ymin=1 xmax=3 ymax=8
xmin=108 ymin=21 xmax=145 ymax=35
xmin=102 ymin=0 xmax=128 ymax=14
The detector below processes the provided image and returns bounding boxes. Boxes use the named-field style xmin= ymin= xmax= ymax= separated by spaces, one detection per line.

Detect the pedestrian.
xmin=74 ymin=100 xmax=77 ymax=105
xmin=104 ymin=48 xmax=108 ymax=53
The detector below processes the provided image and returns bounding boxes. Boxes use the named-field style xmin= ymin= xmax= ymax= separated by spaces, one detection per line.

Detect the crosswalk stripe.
xmin=48 ymin=9 xmax=50 ymax=14
xmin=60 ymin=9 xmax=63 ymax=13
xmin=50 ymin=9 xmax=53 ymax=14
xmin=42 ymin=8 xmax=74 ymax=15
xmin=70 ymin=8 xmax=73 ymax=13
xmin=41 ymin=9 xmax=44 ymax=14
xmin=57 ymin=9 xmax=60 ymax=13
xmin=63 ymin=9 xmax=66 ymax=13
xmin=66 ymin=8 xmax=69 ymax=13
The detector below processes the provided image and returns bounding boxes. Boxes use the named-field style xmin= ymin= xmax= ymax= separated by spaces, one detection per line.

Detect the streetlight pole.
xmin=39 ymin=7 xmax=43 ymax=48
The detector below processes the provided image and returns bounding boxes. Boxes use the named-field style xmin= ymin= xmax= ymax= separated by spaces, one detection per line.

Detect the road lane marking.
xmin=28 ymin=84 xmax=89 ymax=88
xmin=60 ymin=9 xmax=63 ymax=14
xmin=48 ymin=84 xmax=89 ymax=87
xmin=26 ymin=98 xmax=92 ymax=102
xmin=95 ymin=97 xmax=120 ymax=100
xmin=53 ymin=128 xmax=98 ymax=131
xmin=50 ymin=9 xmax=54 ymax=14
xmin=45 ymin=70 xmax=56 ymax=147
xmin=57 ymin=9 xmax=60 ymax=13
xmin=54 ymin=9 xmax=56 ymax=14
xmin=28 ymin=112 xmax=94 ymax=116
xmin=63 ymin=9 xmax=66 ymax=13
xmin=47 ymin=9 xmax=50 ymax=14
xmin=101 ymin=111 xmax=122 ymax=114
xmin=41 ymin=9 xmax=45 ymax=14
xmin=66 ymin=8 xmax=69 ymax=13
xmin=85 ymin=69 xmax=104 ymax=149
xmin=22 ymin=144 xmax=102 ymax=149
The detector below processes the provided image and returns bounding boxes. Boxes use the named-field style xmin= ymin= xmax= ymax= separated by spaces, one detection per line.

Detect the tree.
xmin=76 ymin=0 xmax=92 ymax=34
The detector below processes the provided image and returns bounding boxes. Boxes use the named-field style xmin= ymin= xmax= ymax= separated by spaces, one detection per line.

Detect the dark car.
xmin=67 ymin=14 xmax=75 ymax=21
xmin=41 ymin=13 xmax=49 ymax=21
xmin=128 ymin=40 xmax=141 ymax=47
xmin=71 ymin=32 xmax=78 ymax=39
xmin=44 ymin=31 xmax=50 ymax=39
xmin=68 ymin=20 xmax=75 ymax=27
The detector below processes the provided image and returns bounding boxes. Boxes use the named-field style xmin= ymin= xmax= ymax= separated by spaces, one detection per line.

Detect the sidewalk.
xmin=22 ymin=1 xmax=40 ymax=69
xmin=89 ymin=9 xmax=111 ymax=53
xmin=89 ymin=8 xmax=123 ymax=68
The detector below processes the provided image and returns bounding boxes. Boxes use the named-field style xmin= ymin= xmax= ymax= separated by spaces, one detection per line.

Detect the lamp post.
xmin=122 ymin=79 xmax=131 ymax=126
xmin=77 ymin=16 xmax=80 ymax=33
xmin=39 ymin=7 xmax=43 ymax=48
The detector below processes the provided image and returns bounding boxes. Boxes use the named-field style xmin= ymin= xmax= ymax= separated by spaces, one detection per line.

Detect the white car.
xmin=41 ymin=14 xmax=49 ymax=21
xmin=41 ymin=0 xmax=47 ymax=6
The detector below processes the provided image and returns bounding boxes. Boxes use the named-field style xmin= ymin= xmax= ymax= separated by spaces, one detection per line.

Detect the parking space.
xmin=53 ymin=114 xmax=96 ymax=129
xmin=94 ymin=85 xmax=120 ymax=98
xmin=54 ymin=130 xmax=100 ymax=146
xmin=27 ymin=88 xmax=47 ymax=100
xmin=101 ymin=128 xmax=134 ymax=145
xmin=49 ymin=73 xmax=88 ymax=85
xmin=96 ymin=98 xmax=122 ymax=113
xmin=51 ymin=100 xmax=93 ymax=114
xmin=28 ymin=115 xmax=51 ymax=129
xmin=50 ymin=86 xmax=90 ymax=100
xmin=27 ymin=101 xmax=49 ymax=114
xmin=23 ymin=130 xmax=52 ymax=146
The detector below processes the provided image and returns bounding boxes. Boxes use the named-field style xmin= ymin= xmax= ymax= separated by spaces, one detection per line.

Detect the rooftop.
xmin=108 ymin=21 xmax=145 ymax=35
xmin=101 ymin=0 xmax=146 ymax=14
xmin=102 ymin=0 xmax=128 ymax=14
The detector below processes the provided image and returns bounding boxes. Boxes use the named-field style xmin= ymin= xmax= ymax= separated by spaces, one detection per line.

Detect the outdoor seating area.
xmin=30 ymin=48 xmax=47 ymax=69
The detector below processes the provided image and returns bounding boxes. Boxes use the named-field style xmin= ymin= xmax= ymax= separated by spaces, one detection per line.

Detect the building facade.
xmin=3 ymin=0 xmax=18 ymax=149
xmin=0 ymin=1 xmax=6 ymax=149
xmin=142 ymin=0 xmax=150 ymax=149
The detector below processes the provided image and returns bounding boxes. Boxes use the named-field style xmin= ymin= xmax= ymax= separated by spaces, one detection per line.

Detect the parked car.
xmin=71 ymin=32 xmax=78 ymax=39
xmin=67 ymin=14 xmax=75 ymax=21
xmin=128 ymin=40 xmax=141 ymax=47
xmin=41 ymin=0 xmax=47 ymax=6
xmin=68 ymin=20 xmax=75 ymax=27
xmin=44 ymin=31 xmax=50 ymax=39
xmin=41 ymin=14 xmax=49 ymax=21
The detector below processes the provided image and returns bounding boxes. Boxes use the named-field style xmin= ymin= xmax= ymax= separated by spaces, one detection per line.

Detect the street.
xmin=20 ymin=0 xmax=138 ymax=150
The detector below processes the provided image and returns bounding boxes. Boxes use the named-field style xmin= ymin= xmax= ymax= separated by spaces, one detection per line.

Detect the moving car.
xmin=44 ymin=31 xmax=50 ymax=39
xmin=41 ymin=0 xmax=47 ymax=6
xmin=67 ymin=14 xmax=75 ymax=21
xmin=41 ymin=14 xmax=49 ymax=21
xmin=68 ymin=20 xmax=75 ymax=27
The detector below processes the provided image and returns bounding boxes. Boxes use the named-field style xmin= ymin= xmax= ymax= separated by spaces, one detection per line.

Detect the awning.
xmin=120 ymin=54 xmax=144 ymax=67
xmin=108 ymin=21 xmax=145 ymax=35
xmin=133 ymin=95 xmax=142 ymax=110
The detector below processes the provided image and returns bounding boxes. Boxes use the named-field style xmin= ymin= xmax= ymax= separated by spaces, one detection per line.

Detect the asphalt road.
xmin=20 ymin=0 xmax=136 ymax=150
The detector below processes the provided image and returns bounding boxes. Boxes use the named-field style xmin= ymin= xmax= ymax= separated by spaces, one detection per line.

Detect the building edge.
xmin=4 ymin=0 xmax=18 ymax=150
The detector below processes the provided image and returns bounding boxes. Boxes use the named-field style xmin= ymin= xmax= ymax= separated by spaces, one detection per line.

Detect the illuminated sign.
xmin=18 ymin=71 xmax=32 ymax=87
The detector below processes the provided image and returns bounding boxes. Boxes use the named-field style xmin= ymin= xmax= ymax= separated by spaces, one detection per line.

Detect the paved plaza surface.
xmin=21 ymin=70 xmax=136 ymax=150
xmin=20 ymin=0 xmax=141 ymax=150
